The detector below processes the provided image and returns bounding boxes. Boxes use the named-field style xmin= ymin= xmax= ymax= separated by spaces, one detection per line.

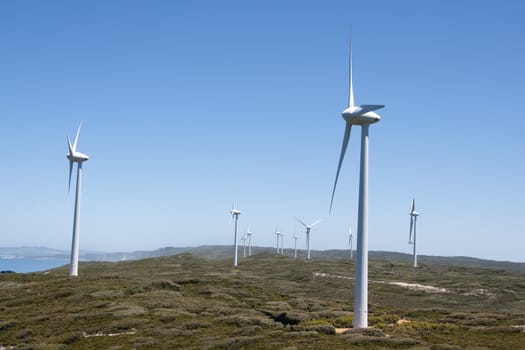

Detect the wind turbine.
xmin=230 ymin=203 xmax=241 ymax=267
xmin=66 ymin=122 xmax=89 ymax=277
xmin=408 ymin=198 xmax=420 ymax=268
xmin=241 ymin=234 xmax=247 ymax=258
xmin=296 ymin=218 xmax=322 ymax=260
xmin=348 ymin=225 xmax=353 ymax=260
xmin=274 ymin=227 xmax=281 ymax=254
xmin=280 ymin=232 xmax=285 ymax=255
xmin=246 ymin=228 xmax=253 ymax=257
xmin=329 ymin=34 xmax=384 ymax=329
xmin=292 ymin=233 xmax=299 ymax=259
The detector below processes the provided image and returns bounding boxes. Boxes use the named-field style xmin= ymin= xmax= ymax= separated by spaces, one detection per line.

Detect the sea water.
xmin=0 ymin=258 xmax=70 ymax=273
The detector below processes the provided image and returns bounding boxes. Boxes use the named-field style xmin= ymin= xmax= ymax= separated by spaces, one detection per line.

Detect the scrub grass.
xmin=0 ymin=253 xmax=524 ymax=349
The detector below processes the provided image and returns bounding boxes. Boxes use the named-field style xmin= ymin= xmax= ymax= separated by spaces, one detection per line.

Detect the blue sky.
xmin=0 ymin=1 xmax=524 ymax=262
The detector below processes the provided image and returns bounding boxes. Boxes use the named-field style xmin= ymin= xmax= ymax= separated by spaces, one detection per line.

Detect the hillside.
xmin=1 ymin=253 xmax=524 ymax=349
xmin=3 ymin=245 xmax=524 ymax=273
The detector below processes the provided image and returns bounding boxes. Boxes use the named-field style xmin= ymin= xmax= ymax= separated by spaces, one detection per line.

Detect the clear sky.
xmin=1 ymin=1 xmax=524 ymax=262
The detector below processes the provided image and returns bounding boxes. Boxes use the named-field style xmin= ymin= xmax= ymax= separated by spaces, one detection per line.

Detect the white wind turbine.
xmin=292 ymin=233 xmax=299 ymax=259
xmin=230 ymin=203 xmax=241 ymax=267
xmin=246 ymin=228 xmax=253 ymax=257
xmin=241 ymin=234 xmax=247 ymax=258
xmin=274 ymin=226 xmax=281 ymax=254
xmin=348 ymin=225 xmax=353 ymax=260
xmin=408 ymin=198 xmax=420 ymax=268
xmin=296 ymin=218 xmax=322 ymax=260
xmin=329 ymin=34 xmax=384 ymax=329
xmin=66 ymin=122 xmax=89 ymax=277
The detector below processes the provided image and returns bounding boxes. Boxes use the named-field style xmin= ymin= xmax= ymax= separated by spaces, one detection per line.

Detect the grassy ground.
xmin=1 ymin=253 xmax=524 ymax=349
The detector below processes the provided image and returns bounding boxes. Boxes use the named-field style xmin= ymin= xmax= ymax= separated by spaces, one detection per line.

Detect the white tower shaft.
xmin=233 ymin=215 xmax=239 ymax=267
xmin=306 ymin=229 xmax=311 ymax=260
xmin=248 ymin=234 xmax=252 ymax=256
xmin=354 ymin=125 xmax=369 ymax=329
xmin=294 ymin=238 xmax=297 ymax=259
xmin=69 ymin=162 xmax=83 ymax=277
xmin=350 ymin=234 xmax=353 ymax=260
xmin=412 ymin=216 xmax=417 ymax=267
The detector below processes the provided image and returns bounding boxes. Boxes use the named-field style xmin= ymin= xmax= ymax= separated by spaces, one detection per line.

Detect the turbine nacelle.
xmin=67 ymin=152 xmax=89 ymax=163
xmin=342 ymin=105 xmax=383 ymax=125
xmin=230 ymin=202 xmax=241 ymax=217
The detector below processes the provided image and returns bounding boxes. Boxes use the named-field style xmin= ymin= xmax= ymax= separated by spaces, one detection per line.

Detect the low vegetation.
xmin=1 ymin=253 xmax=524 ymax=349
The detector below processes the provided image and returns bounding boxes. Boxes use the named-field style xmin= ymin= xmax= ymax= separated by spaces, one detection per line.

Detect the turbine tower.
xmin=280 ymin=232 xmax=285 ymax=255
xmin=348 ymin=225 xmax=353 ymax=260
xmin=408 ymin=198 xmax=420 ymax=268
xmin=246 ymin=228 xmax=253 ymax=257
xmin=230 ymin=203 xmax=241 ymax=267
xmin=329 ymin=34 xmax=384 ymax=329
xmin=292 ymin=233 xmax=299 ymax=259
xmin=296 ymin=218 xmax=322 ymax=260
xmin=66 ymin=122 xmax=89 ymax=277
xmin=241 ymin=234 xmax=247 ymax=258
xmin=274 ymin=227 xmax=281 ymax=254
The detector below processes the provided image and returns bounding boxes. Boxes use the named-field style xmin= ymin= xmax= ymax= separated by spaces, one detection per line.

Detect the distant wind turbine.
xmin=66 ymin=122 xmax=89 ymax=277
xmin=329 ymin=33 xmax=384 ymax=329
xmin=280 ymin=232 xmax=285 ymax=255
xmin=274 ymin=226 xmax=281 ymax=254
xmin=241 ymin=234 xmax=247 ymax=258
xmin=292 ymin=233 xmax=299 ymax=259
xmin=230 ymin=203 xmax=241 ymax=267
xmin=408 ymin=198 xmax=420 ymax=268
xmin=296 ymin=218 xmax=322 ymax=260
xmin=246 ymin=228 xmax=253 ymax=257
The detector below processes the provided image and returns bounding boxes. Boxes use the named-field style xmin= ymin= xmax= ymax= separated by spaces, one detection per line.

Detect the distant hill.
xmin=1 ymin=245 xmax=524 ymax=272
xmin=0 ymin=246 xmax=69 ymax=258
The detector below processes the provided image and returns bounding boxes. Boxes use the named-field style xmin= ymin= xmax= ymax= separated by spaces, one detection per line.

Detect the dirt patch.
xmin=335 ymin=327 xmax=351 ymax=334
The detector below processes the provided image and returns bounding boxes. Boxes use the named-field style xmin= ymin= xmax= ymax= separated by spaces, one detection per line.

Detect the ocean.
xmin=0 ymin=258 xmax=70 ymax=273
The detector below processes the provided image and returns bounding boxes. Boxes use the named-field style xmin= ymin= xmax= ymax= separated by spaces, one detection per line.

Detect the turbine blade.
xmin=411 ymin=198 xmax=416 ymax=212
xmin=295 ymin=217 xmax=307 ymax=228
xmin=73 ymin=121 xmax=82 ymax=152
xmin=330 ymin=123 xmax=352 ymax=213
xmin=67 ymin=136 xmax=73 ymax=155
xmin=359 ymin=105 xmax=385 ymax=113
xmin=68 ymin=160 xmax=73 ymax=193
xmin=310 ymin=219 xmax=322 ymax=227
xmin=349 ymin=32 xmax=354 ymax=108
